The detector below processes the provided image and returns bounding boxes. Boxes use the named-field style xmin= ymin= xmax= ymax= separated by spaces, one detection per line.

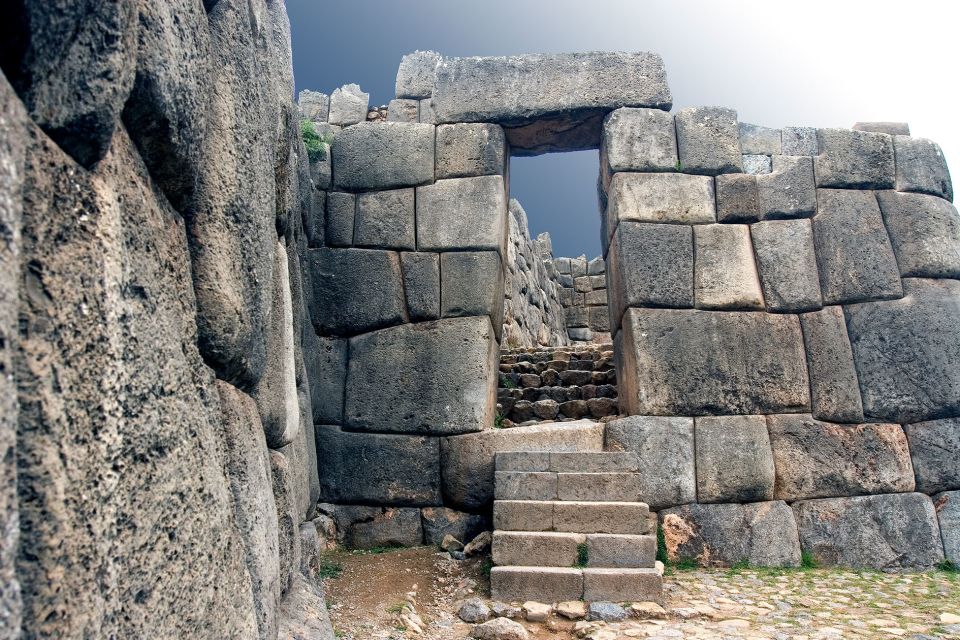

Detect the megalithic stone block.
xmin=600 ymin=107 xmax=678 ymax=187
xmin=332 ymin=122 xmax=435 ymax=190
xmin=674 ymin=106 xmax=743 ymax=175
xmin=435 ymin=123 xmax=507 ymax=179
xmin=328 ymin=83 xmax=369 ymax=126
xmin=605 ymin=416 xmax=695 ymax=510
xmin=757 ymin=155 xmax=816 ymax=219
xmin=416 ymin=175 xmax=507 ymax=254
xmin=693 ymin=224 xmax=764 ymax=310
xmin=934 ymin=491 xmax=960 ymax=564
xmin=750 ymin=218 xmax=822 ymax=313
xmin=395 ymin=50 xmax=441 ymax=99
xmin=876 ymin=191 xmax=960 ymax=278
xmin=893 ymin=136 xmax=953 ymax=201
xmin=694 ymin=415 xmax=775 ymax=504
xmin=815 ymin=128 xmax=895 ymax=189
xmin=440 ymin=250 xmax=505 ymax=340
xmin=605 ymin=172 xmax=715 ymax=237
xmin=354 ymin=188 xmax=416 ymax=250
xmin=344 ymin=316 xmax=498 ymax=436
xmin=798 ymin=306 xmax=864 ymax=423
xmin=432 ymin=52 xmax=671 ymax=154
xmin=903 ymin=418 xmax=960 ymax=494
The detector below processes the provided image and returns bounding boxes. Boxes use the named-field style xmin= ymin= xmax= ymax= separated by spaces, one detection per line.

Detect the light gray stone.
xmin=618 ymin=308 xmax=810 ymax=416
xmin=586 ymin=534 xmax=656 ymax=569
xmin=813 ymin=189 xmax=902 ymax=304
xmin=252 ymin=242 xmax=300 ymax=449
xmin=328 ymin=83 xmax=369 ymax=126
xmin=674 ymin=107 xmax=743 ymax=175
xmin=815 ymin=128 xmax=895 ymax=189
xmin=418 ymin=98 xmax=436 ymax=124
xmin=601 ymin=107 xmax=678 ymax=179
xmin=432 ymin=52 xmax=671 ymax=154
xmin=583 ymin=568 xmax=662 ymax=604
xmin=298 ymin=89 xmax=329 ymax=121
xmin=496 ymin=451 xmax=552 ymax=472
xmin=395 ymin=50 xmax=441 ymax=99
xmin=845 ymin=278 xmax=960 ymax=423
xmin=751 ymin=218 xmax=822 ymax=312
xmin=693 ymin=224 xmax=764 ymax=310
xmin=853 ymin=121 xmax=910 ymax=135
xmin=345 ymin=316 xmax=498 ymax=435
xmin=893 ymin=135 xmax=953 ymax=200
xmin=695 ymin=415 xmax=775 ymax=503
xmin=307 ymin=248 xmax=405 ymax=336
xmin=792 ymin=493 xmax=944 ymax=569
xmin=276 ymin=575 xmax=335 ymax=640
xmin=440 ymin=251 xmax=504 ymax=334
xmin=876 ymin=190 xmax=960 ymax=278
xmin=904 ymin=419 xmax=960 ymax=494
xmin=934 ymin=491 xmax=960 ymax=564
xmin=305 ymin=189 xmax=326 ymax=248
xmin=588 ymin=601 xmax=628 ymax=622
xmin=607 ymin=222 xmax=693 ymax=330
xmin=386 ymin=98 xmax=419 ymax=123
xmin=660 ymin=502 xmax=801 ymax=567
xmin=739 ymin=123 xmax=781 ymax=155
xmin=332 ymin=122 xmax=435 ymax=190
xmin=799 ymin=306 xmax=864 ymax=423
xmin=417 ymin=175 xmax=507 ymax=254
xmin=400 ymin=252 xmax=440 ymax=321
xmin=715 ymin=174 xmax=760 ymax=223
xmin=495 ymin=471 xmax=558 ymax=501
xmin=557 ymin=472 xmax=644 ymax=502
xmin=605 ymin=172 xmax=715 ymax=236
xmin=554 ymin=502 xmax=652 ymax=535
xmin=436 ymin=124 xmax=507 ymax=179
xmin=490 ymin=566 xmax=584 ymax=604
xmin=324 ymin=505 xmax=424 ymax=549
xmin=355 ymin=188 xmax=416 ymax=250
xmin=459 ymin=598 xmax=492 ymax=623
xmin=605 ymin=416 xmax=695 ymax=510
xmin=316 ymin=426 xmax=441 ymax=506
xmin=768 ymin=414 xmax=914 ymax=500
xmin=325 ymin=192 xmax=355 ymax=247
xmin=781 ymin=126 xmax=818 ymax=155
xmin=588 ymin=257 xmax=605 ymax=275
xmin=440 ymin=420 xmax=605 ymax=510
xmin=270 ymin=449 xmax=301 ymax=600
xmin=757 ymin=155 xmax=817 ymax=219
xmin=471 ymin=616 xmax=530 ymax=640
xmin=742 ymin=154 xmax=771 ymax=174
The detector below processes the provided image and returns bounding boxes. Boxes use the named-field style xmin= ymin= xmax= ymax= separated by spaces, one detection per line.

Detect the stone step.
xmin=490 ymin=566 xmax=663 ymax=604
xmin=493 ymin=500 xmax=651 ymax=534
xmin=492 ymin=531 xmax=656 ymax=568
xmin=496 ymin=451 xmax=639 ymax=473
xmin=494 ymin=470 xmax=643 ymax=502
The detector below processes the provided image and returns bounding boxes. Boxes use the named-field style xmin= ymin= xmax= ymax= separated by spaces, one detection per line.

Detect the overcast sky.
xmin=288 ymin=0 xmax=959 ymax=259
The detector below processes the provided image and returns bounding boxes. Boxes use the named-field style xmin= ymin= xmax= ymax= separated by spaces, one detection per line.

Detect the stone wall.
xmin=0 ymin=1 xmax=332 ymax=637
xmin=553 ymin=254 xmax=610 ymax=342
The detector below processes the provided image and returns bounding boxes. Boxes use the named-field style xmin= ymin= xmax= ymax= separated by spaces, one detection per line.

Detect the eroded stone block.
xmin=715 ymin=174 xmax=760 ymax=223
xmin=332 ymin=122 xmax=435 ymax=190
xmin=781 ymin=126 xmax=818 ymax=155
xmin=400 ymin=251 xmax=440 ymax=321
xmin=436 ymin=124 xmax=507 ymax=179
xmin=355 ymin=188 xmax=415 ymax=250
xmin=440 ymin=251 xmax=504 ymax=334
xmin=601 ymin=107 xmax=678 ymax=177
xmin=799 ymin=306 xmax=864 ymax=423
xmin=695 ymin=415 xmax=775 ymax=503
xmin=386 ymin=98 xmax=419 ymax=123
xmin=893 ymin=135 xmax=953 ymax=200
xmin=324 ymin=505 xmax=424 ymax=549
xmin=876 ymin=190 xmax=960 ymax=278
xmin=325 ymin=192 xmax=355 ymax=247
xmin=904 ymin=418 xmax=960 ymax=494
xmin=693 ymin=224 xmax=764 ymax=310
xmin=328 ymin=83 xmax=369 ymax=126
xmin=605 ymin=416 xmax=695 ymax=510
xmin=395 ymin=50 xmax=441 ymax=99
xmin=815 ymin=128 xmax=895 ymax=189
xmin=739 ymin=122 xmax=781 ymax=155
xmin=934 ymin=491 xmax=960 ymax=564
xmin=751 ymin=218 xmax=822 ymax=312
xmin=417 ymin=175 xmax=507 ymax=254
xmin=757 ymin=155 xmax=816 ymax=219
xmin=675 ymin=106 xmax=743 ymax=175
xmin=605 ymin=172 xmax=715 ymax=235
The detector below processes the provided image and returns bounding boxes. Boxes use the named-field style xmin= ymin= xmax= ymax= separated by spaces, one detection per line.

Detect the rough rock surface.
xmin=660 ymin=502 xmax=801 ymax=567
xmin=750 ymin=218 xmax=822 ymax=312
xmin=674 ymin=107 xmax=743 ymax=175
xmin=893 ymin=135 xmax=953 ymax=200
xmin=276 ymin=576 xmax=335 ymax=640
xmin=695 ymin=416 xmax=775 ymax=503
xmin=876 ymin=190 xmax=960 ymax=279
xmin=904 ymin=419 xmax=960 ymax=494
xmin=331 ymin=122 xmax=435 ymax=190
xmin=605 ymin=172 xmax=715 ymax=230
xmin=321 ymin=505 xmax=424 ymax=549
xmin=815 ymin=128 xmax=895 ymax=189
xmin=605 ymin=416 xmax=695 ymax=510
xmin=935 ymin=491 xmax=960 ymax=564
xmin=693 ymin=224 xmax=764 ymax=310
xmin=417 ymin=175 xmax=507 ymax=254
xmin=799 ymin=306 xmax=864 ymax=423
xmin=395 ymin=50 xmax=441 ymax=99
xmin=792 ymin=493 xmax=945 ymax=569
xmin=601 ymin=107 xmax=678 ymax=175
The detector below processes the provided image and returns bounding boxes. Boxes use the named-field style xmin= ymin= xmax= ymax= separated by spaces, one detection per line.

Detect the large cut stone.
xmin=876 ymin=191 xmax=960 ymax=278
xmin=122 ymin=0 xmax=210 ymax=212
xmin=674 ymin=107 xmax=743 ymax=175
xmin=440 ymin=251 xmax=504 ymax=334
xmin=395 ymin=50 xmax=441 ymax=99
xmin=386 ymin=98 xmax=419 ymax=123
xmin=739 ymin=123 xmax=781 ymax=155
xmin=253 ymin=242 xmax=300 ymax=448
xmin=328 ymin=83 xmax=369 ymax=126
xmin=935 ymin=491 xmax=960 ymax=564
xmin=618 ymin=308 xmax=810 ymax=416
xmin=751 ymin=218 xmax=822 ymax=312
xmin=781 ymin=126 xmax=818 ymax=155
xmin=307 ymin=248 xmax=405 ymax=337
xmin=893 ymin=135 xmax=953 ymax=201
xmin=417 ymin=175 xmax=507 ymax=254
xmin=440 ymin=421 xmax=605 ymax=510
xmin=400 ymin=252 xmax=440 ymax=321
xmin=605 ymin=172 xmax=715 ymax=236
xmin=15 ymin=128 xmax=259 ymax=637
xmin=792 ymin=493 xmax=944 ymax=569
xmin=316 ymin=426 xmax=441 ymax=506
xmin=601 ymin=108 xmax=679 ymax=178
xmin=715 ymin=174 xmax=760 ymax=223
xmin=325 ymin=192 xmax=355 ymax=247
xmin=303 ymin=332 xmax=346 ymax=425
xmin=695 ymin=416 xmax=775 ymax=503
xmin=693 ymin=224 xmax=764 ymax=310
xmin=344 ymin=317 xmax=498 ymax=435
xmin=436 ymin=124 xmax=507 ymax=179
xmin=813 ymin=189 xmax=902 ymax=304
xmin=217 ymin=382 xmax=281 ymax=640
xmin=270 ymin=450 xmax=301 ymax=601
xmin=355 ymin=188 xmax=416 ymax=250
xmin=332 ymin=122 xmax=435 ymax=190
xmin=607 ymin=222 xmax=693 ymax=330
xmin=853 ymin=122 xmax=910 ymax=135
xmin=322 ymin=505 xmax=424 ymax=549
xmin=756 ymin=155 xmax=816 ymax=219
xmin=431 ymin=52 xmax=671 ymax=154
xmin=815 ymin=128 xmax=895 ymax=189
xmin=605 ymin=416 xmax=696 ymax=510
xmin=767 ymin=414 xmax=914 ymax=500
xmin=799 ymin=306 xmax=864 ymax=423
xmin=903 ymin=419 xmax=960 ymax=494
xmin=845 ymin=278 xmax=960 ymax=423
xmin=1 ymin=0 xmax=137 ymax=168
xmin=660 ymin=502 xmax=801 ymax=567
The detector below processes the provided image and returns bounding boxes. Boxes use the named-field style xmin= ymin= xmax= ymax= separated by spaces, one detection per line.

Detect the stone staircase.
xmin=498 ymin=345 xmax=620 ymax=425
xmin=489 ymin=451 xmax=664 ymax=604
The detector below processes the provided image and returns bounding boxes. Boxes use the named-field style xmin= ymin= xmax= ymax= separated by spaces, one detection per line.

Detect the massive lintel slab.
xmin=431 ymin=52 xmax=672 ymax=154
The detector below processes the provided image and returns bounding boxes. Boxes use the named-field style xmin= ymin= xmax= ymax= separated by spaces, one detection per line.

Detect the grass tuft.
xmin=800 ymin=550 xmax=818 ymax=570
xmin=575 ymin=543 xmax=590 ymax=568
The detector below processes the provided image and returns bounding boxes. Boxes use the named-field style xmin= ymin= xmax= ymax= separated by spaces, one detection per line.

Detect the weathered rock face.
xmin=935 ymin=491 xmax=960 ymax=564
xmin=605 ymin=416 xmax=695 ymax=510
xmin=660 ymin=502 xmax=801 ymax=567
xmin=904 ymin=419 xmax=960 ymax=494
xmin=695 ymin=416 xmax=775 ymax=504
xmin=792 ymin=493 xmax=944 ymax=569
xmin=432 ymin=52 xmax=672 ymax=154
xmin=798 ymin=306 xmax=864 ymax=423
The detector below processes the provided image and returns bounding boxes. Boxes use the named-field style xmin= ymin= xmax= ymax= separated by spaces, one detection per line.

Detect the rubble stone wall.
xmin=0 ymin=1 xmax=333 ymax=637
